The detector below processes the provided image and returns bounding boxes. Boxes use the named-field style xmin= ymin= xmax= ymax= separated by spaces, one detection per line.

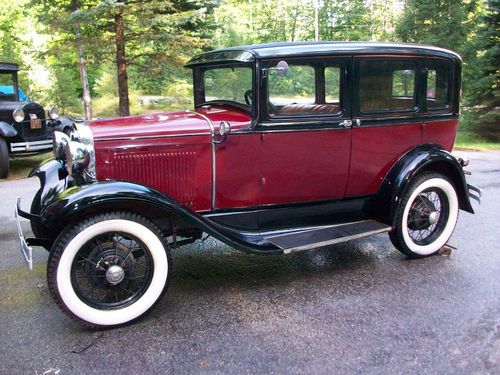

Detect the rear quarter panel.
xmin=422 ymin=118 xmax=458 ymax=151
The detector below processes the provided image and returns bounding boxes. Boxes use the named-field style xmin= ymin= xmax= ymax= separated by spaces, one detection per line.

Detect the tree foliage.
xmin=464 ymin=0 xmax=500 ymax=140
xmin=0 ymin=0 xmax=496 ymax=141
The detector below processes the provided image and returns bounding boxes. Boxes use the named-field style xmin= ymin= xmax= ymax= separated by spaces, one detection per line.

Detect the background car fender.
xmin=0 ymin=121 xmax=17 ymax=138
xmin=373 ymin=144 xmax=474 ymax=226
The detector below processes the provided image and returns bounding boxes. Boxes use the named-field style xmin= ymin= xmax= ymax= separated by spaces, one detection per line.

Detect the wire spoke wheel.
xmin=406 ymin=189 xmax=449 ymax=246
xmin=48 ymin=212 xmax=171 ymax=328
xmin=71 ymin=232 xmax=153 ymax=309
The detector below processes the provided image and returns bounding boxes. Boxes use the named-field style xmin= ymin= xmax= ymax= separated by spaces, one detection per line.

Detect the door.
xmin=346 ymin=56 xmax=424 ymax=197
xmin=258 ymin=58 xmax=352 ymax=206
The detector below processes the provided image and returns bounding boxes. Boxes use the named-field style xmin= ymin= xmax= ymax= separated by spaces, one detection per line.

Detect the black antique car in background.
xmin=0 ymin=62 xmax=69 ymax=178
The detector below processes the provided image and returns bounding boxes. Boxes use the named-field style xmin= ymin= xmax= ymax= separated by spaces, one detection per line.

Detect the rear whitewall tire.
xmin=48 ymin=212 xmax=171 ymax=328
xmin=390 ymin=173 xmax=459 ymax=258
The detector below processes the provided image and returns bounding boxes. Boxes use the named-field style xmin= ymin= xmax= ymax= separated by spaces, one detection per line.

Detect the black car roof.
xmin=0 ymin=62 xmax=19 ymax=71
xmin=186 ymin=41 xmax=461 ymax=67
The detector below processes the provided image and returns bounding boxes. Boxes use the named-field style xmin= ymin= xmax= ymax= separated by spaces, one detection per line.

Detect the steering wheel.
xmin=244 ymin=90 xmax=253 ymax=106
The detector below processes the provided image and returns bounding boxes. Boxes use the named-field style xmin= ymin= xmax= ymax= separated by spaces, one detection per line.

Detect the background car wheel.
xmin=389 ymin=172 xmax=459 ymax=258
xmin=0 ymin=137 xmax=9 ymax=179
xmin=47 ymin=211 xmax=171 ymax=328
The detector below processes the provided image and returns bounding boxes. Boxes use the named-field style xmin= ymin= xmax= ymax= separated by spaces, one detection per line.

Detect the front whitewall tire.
xmin=48 ymin=213 xmax=171 ymax=328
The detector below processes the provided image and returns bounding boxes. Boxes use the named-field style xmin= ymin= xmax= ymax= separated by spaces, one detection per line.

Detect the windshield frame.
xmin=192 ymin=62 xmax=256 ymax=116
xmin=0 ymin=70 xmax=19 ymax=101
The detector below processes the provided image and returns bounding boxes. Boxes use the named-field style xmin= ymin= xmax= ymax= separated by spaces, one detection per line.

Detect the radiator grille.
xmin=111 ymin=151 xmax=197 ymax=204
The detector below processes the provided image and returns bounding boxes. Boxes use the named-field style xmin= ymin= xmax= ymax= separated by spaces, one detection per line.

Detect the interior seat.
xmin=277 ymin=103 xmax=339 ymax=116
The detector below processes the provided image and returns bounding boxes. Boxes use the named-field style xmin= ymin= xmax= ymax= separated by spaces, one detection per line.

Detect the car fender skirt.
xmin=373 ymin=145 xmax=474 ymax=225
xmin=39 ymin=178 xmax=282 ymax=255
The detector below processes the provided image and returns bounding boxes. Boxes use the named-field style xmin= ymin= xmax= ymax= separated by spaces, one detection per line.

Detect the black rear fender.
xmin=373 ymin=145 xmax=474 ymax=225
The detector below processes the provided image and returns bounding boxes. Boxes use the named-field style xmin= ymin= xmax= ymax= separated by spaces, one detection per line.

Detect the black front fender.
xmin=0 ymin=121 xmax=17 ymax=138
xmin=28 ymin=160 xmax=280 ymax=254
xmin=374 ymin=145 xmax=474 ymax=225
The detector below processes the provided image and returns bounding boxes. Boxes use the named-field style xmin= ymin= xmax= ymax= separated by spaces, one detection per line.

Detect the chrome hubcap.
xmin=106 ymin=265 xmax=125 ymax=285
xmin=428 ymin=211 xmax=439 ymax=225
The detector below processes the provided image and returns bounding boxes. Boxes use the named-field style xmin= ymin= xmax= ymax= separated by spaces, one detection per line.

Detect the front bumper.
xmin=14 ymin=198 xmax=33 ymax=270
xmin=10 ymin=139 xmax=52 ymax=153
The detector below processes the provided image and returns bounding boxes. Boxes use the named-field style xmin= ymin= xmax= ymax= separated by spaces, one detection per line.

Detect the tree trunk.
xmin=114 ymin=10 xmax=130 ymax=117
xmin=76 ymin=28 xmax=92 ymax=120
xmin=70 ymin=0 xmax=92 ymax=120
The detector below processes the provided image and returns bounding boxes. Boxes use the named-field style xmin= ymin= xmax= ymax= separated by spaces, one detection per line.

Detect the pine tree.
xmin=396 ymin=0 xmax=479 ymax=54
xmin=466 ymin=0 xmax=499 ymax=140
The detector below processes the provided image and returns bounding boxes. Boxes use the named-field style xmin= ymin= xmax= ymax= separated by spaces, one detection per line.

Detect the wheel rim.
xmin=70 ymin=232 xmax=154 ymax=309
xmin=406 ymin=187 xmax=450 ymax=246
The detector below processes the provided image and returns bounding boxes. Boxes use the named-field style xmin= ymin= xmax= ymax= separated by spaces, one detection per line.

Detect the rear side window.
xmin=426 ymin=61 xmax=451 ymax=111
xmin=359 ymin=60 xmax=417 ymax=113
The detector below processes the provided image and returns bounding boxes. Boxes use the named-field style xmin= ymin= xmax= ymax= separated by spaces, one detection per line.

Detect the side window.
xmin=359 ymin=60 xmax=417 ymax=113
xmin=268 ymin=65 xmax=315 ymax=115
xmin=325 ymin=66 xmax=341 ymax=104
xmin=426 ymin=61 xmax=451 ymax=110
xmin=268 ymin=64 xmax=341 ymax=117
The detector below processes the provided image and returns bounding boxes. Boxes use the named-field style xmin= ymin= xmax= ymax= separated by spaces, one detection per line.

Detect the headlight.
xmin=53 ymin=125 xmax=94 ymax=180
xmin=53 ymin=131 xmax=71 ymax=161
xmin=13 ymin=108 xmax=25 ymax=122
xmin=48 ymin=107 xmax=60 ymax=120
xmin=68 ymin=141 xmax=90 ymax=174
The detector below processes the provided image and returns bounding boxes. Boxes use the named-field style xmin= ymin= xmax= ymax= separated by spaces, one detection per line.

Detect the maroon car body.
xmin=15 ymin=42 xmax=481 ymax=328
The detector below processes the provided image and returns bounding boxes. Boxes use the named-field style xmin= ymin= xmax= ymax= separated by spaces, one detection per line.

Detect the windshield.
xmin=202 ymin=65 xmax=253 ymax=110
xmin=0 ymin=71 xmax=19 ymax=101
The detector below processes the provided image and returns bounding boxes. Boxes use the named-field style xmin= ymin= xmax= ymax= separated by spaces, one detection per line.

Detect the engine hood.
xmin=89 ymin=106 xmax=253 ymax=141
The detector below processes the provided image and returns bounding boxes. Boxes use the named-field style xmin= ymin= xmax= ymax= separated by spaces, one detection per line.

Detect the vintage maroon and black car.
xmin=15 ymin=42 xmax=482 ymax=328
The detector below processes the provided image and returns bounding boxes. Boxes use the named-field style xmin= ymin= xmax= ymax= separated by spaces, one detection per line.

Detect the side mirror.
xmin=274 ymin=60 xmax=289 ymax=77
xmin=262 ymin=60 xmax=289 ymax=78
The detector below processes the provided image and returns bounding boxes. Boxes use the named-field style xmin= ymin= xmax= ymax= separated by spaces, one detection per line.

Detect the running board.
xmin=265 ymin=220 xmax=392 ymax=254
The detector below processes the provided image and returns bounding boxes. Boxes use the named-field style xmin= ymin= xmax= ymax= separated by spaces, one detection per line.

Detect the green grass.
xmin=1 ymin=152 xmax=52 ymax=181
xmin=454 ymin=131 xmax=500 ymax=151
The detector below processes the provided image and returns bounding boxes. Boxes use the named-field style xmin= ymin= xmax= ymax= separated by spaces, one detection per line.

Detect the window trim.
xmin=263 ymin=59 xmax=346 ymax=121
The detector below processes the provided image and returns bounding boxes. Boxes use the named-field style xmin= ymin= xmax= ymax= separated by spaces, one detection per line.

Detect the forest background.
xmin=0 ymin=0 xmax=498 ymax=145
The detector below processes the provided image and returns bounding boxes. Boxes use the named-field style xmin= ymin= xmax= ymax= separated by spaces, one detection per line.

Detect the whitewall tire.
xmin=47 ymin=212 xmax=171 ymax=328
xmin=389 ymin=173 xmax=459 ymax=258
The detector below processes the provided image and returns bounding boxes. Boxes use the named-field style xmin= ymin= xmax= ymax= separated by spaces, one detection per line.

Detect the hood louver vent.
xmin=111 ymin=151 xmax=197 ymax=206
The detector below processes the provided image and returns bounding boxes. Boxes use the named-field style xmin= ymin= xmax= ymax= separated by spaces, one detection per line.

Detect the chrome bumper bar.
xmin=14 ymin=197 xmax=33 ymax=270
xmin=10 ymin=139 xmax=52 ymax=153
xmin=467 ymin=183 xmax=483 ymax=204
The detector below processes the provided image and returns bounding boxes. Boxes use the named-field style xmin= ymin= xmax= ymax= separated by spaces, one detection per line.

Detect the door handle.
xmin=354 ymin=119 xmax=361 ymax=127
xmin=340 ymin=120 xmax=352 ymax=128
